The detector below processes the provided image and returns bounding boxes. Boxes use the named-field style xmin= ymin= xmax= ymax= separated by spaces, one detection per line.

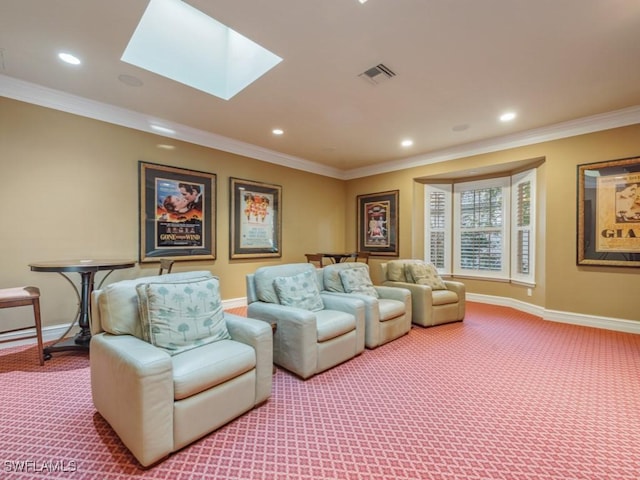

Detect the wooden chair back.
xmin=158 ymin=259 xmax=175 ymax=275
xmin=355 ymin=251 xmax=370 ymax=264
xmin=305 ymin=254 xmax=325 ymax=268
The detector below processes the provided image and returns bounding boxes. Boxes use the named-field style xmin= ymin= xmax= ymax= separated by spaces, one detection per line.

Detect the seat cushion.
xmin=273 ymin=269 xmax=324 ymax=311
xmin=315 ymin=309 xmax=356 ymax=342
xmin=432 ymin=289 xmax=459 ymax=306
xmin=172 ymin=339 xmax=256 ymax=400
xmin=136 ymin=277 xmax=230 ymax=355
xmin=378 ymin=298 xmax=406 ymax=322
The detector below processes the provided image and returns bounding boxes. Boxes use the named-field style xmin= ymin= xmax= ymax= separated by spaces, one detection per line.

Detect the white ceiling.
xmin=1 ymin=0 xmax=640 ymax=179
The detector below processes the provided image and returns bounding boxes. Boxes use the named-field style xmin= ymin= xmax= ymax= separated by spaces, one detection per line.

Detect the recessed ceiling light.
xmin=150 ymin=125 xmax=176 ymax=135
xmin=58 ymin=52 xmax=81 ymax=65
xmin=272 ymin=128 xmax=284 ymax=135
xmin=157 ymin=144 xmax=175 ymax=150
xmin=500 ymin=112 xmax=516 ymax=122
xmin=401 ymin=139 xmax=413 ymax=147
xmin=359 ymin=0 xmax=368 ymax=3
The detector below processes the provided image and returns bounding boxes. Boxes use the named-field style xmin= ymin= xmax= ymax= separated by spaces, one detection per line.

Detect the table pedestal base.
xmin=29 ymin=258 xmax=136 ymax=362
xmin=43 ymin=332 xmax=90 ymax=360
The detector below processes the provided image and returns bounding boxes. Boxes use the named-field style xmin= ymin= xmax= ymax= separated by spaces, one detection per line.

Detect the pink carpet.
xmin=1 ymin=302 xmax=639 ymax=479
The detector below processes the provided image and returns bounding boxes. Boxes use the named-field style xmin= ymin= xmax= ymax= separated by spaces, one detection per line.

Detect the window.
xmin=511 ymin=169 xmax=535 ymax=283
xmin=425 ymin=184 xmax=451 ymax=271
xmin=424 ymin=168 xmax=536 ymax=284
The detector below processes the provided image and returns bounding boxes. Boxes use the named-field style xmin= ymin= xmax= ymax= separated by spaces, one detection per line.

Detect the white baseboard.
xmin=467 ymin=293 xmax=640 ymax=334
xmin=2 ymin=295 xmax=637 ymax=351
xmin=0 ymin=323 xmax=74 ymax=348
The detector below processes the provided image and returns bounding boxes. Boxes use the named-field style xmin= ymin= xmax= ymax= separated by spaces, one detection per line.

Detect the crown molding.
xmin=343 ymin=105 xmax=640 ymax=180
xmin=0 ymin=74 xmax=345 ymax=179
xmin=2 ymin=74 xmax=638 ymax=181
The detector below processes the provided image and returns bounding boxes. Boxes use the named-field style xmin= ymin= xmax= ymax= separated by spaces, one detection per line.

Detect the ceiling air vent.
xmin=359 ymin=63 xmax=396 ymax=85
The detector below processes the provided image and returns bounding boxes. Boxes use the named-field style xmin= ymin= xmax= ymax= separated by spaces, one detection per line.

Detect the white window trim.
xmin=424 ymin=168 xmax=536 ymax=284
xmin=424 ymin=184 xmax=452 ymax=275
xmin=510 ymin=169 xmax=536 ymax=285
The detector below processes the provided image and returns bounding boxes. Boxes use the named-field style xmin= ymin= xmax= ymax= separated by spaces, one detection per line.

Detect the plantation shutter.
xmin=454 ymin=177 xmax=509 ymax=279
xmin=511 ymin=169 xmax=536 ymax=284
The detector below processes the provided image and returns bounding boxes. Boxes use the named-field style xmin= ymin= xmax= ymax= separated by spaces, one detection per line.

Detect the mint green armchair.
xmin=90 ymin=271 xmax=272 ymax=467
xmin=246 ymin=263 xmax=365 ymax=379
xmin=321 ymin=263 xmax=411 ymax=349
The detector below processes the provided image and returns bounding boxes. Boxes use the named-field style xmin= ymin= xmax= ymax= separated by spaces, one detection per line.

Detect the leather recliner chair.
xmin=381 ymin=259 xmax=465 ymax=327
xmin=90 ymin=270 xmax=272 ymax=467
xmin=321 ymin=262 xmax=411 ymax=349
xmin=246 ymin=263 xmax=365 ymax=379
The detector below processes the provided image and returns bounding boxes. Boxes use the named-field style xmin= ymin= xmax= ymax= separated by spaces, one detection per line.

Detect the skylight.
xmin=121 ymin=0 xmax=282 ymax=100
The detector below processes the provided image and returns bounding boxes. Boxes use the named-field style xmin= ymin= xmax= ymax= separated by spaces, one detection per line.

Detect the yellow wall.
xmin=2 ymin=97 xmax=639 ymax=329
xmin=0 ymin=98 xmax=346 ymax=329
xmin=346 ymin=124 xmax=640 ymax=322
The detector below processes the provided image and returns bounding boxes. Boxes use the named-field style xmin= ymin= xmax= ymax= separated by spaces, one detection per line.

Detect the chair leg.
xmin=33 ymin=297 xmax=44 ymax=366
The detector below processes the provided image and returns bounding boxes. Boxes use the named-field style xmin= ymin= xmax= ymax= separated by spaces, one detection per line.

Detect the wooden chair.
xmin=354 ymin=251 xmax=370 ymax=264
xmin=305 ymin=254 xmax=326 ymax=268
xmin=158 ymin=259 xmax=175 ymax=275
xmin=0 ymin=286 xmax=44 ymax=365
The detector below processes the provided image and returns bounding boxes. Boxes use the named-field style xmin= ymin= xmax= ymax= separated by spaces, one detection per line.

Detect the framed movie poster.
xmin=229 ymin=177 xmax=282 ymax=259
xmin=139 ymin=161 xmax=216 ymax=263
xmin=577 ymin=156 xmax=640 ymax=267
xmin=357 ymin=190 xmax=399 ymax=256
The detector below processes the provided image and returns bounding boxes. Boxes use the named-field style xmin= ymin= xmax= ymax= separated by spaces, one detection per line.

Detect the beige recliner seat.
xmin=90 ymin=270 xmax=272 ymax=467
xmin=246 ymin=263 xmax=365 ymax=379
xmin=322 ymin=263 xmax=411 ymax=349
xmin=381 ymin=259 xmax=465 ymax=327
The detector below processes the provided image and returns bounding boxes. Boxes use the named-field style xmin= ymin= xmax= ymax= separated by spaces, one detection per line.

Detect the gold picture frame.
xmin=229 ymin=177 xmax=282 ymax=259
xmin=577 ymin=156 xmax=640 ymax=267
xmin=139 ymin=161 xmax=216 ymax=263
xmin=357 ymin=190 xmax=399 ymax=256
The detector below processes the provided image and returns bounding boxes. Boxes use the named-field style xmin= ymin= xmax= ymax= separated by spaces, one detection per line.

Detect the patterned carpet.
xmin=1 ymin=302 xmax=639 ymax=479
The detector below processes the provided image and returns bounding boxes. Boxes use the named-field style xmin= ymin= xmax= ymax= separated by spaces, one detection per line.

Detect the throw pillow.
xmin=98 ymin=270 xmax=213 ymax=338
xmin=338 ymin=267 xmax=379 ymax=298
xmin=407 ymin=262 xmax=447 ymax=290
xmin=136 ymin=277 xmax=230 ymax=355
xmin=385 ymin=261 xmax=408 ymax=282
xmin=273 ymin=270 xmax=324 ymax=311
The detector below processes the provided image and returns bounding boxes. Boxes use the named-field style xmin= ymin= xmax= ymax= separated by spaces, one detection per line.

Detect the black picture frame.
xmin=357 ymin=190 xmax=399 ymax=256
xmin=577 ymin=155 xmax=640 ymax=267
xmin=139 ymin=161 xmax=216 ymax=263
xmin=229 ymin=177 xmax=282 ymax=259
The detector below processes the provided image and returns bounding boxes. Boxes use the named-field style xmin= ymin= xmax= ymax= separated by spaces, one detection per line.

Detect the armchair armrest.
xmin=320 ymin=293 xmax=365 ymax=318
xmin=247 ymin=302 xmax=318 ymax=378
xmin=321 ymin=291 xmax=381 ymax=325
xmin=321 ymin=293 xmax=366 ymax=351
xmin=383 ymin=280 xmax=432 ymax=323
xmin=444 ymin=280 xmax=466 ymax=319
xmin=90 ymin=333 xmax=173 ymax=467
xmin=375 ymin=285 xmax=411 ymax=303
xmin=225 ymin=314 xmax=273 ymax=404
xmin=375 ymin=285 xmax=412 ymax=326
xmin=444 ymin=280 xmax=465 ymax=296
